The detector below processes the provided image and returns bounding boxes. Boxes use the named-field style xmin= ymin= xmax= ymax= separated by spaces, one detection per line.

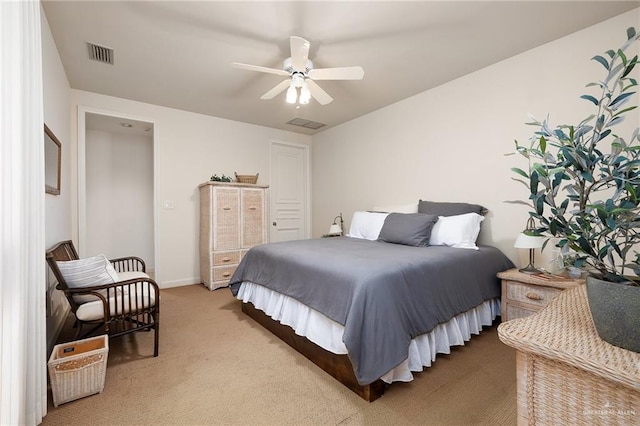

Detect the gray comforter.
xmin=229 ymin=237 xmax=514 ymax=385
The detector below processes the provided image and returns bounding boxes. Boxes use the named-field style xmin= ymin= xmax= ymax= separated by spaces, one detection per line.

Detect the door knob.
xmin=272 ymin=221 xmax=277 ymax=226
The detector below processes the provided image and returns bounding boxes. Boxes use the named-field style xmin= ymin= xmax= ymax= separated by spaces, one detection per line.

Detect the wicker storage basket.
xmin=48 ymin=334 xmax=109 ymax=407
xmin=235 ymin=172 xmax=258 ymax=184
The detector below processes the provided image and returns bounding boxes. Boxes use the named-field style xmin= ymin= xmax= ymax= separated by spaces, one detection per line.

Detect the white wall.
xmin=42 ymin=6 xmax=73 ymax=350
xmin=312 ymin=9 xmax=640 ymax=270
xmin=70 ymin=91 xmax=313 ymax=287
xmin=85 ymin=129 xmax=154 ymax=267
xmin=56 ymin=8 xmax=640 ymax=292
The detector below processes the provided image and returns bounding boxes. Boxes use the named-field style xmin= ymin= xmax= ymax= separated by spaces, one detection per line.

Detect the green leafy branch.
xmin=510 ymin=27 xmax=640 ymax=282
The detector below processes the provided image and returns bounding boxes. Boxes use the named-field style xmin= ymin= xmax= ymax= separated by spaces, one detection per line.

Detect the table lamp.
xmin=514 ymin=218 xmax=545 ymax=274
xmin=328 ymin=213 xmax=344 ymax=236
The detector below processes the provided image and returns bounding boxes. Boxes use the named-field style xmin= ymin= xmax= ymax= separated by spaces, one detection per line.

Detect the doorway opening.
xmin=78 ymin=108 xmax=158 ymax=279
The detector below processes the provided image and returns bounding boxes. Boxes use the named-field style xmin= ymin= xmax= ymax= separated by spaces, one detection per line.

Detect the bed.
xmin=229 ymin=205 xmax=515 ymax=401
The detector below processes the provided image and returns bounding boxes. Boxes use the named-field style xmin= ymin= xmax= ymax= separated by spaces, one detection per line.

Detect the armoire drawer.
xmin=212 ymin=251 xmax=240 ymax=266
xmin=212 ymin=265 xmax=237 ymax=282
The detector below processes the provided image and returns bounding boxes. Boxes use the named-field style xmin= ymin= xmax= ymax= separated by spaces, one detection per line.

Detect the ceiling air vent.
xmin=87 ymin=42 xmax=114 ymax=65
xmin=287 ymin=117 xmax=326 ymax=130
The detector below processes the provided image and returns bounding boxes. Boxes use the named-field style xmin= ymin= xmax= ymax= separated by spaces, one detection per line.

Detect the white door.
xmin=270 ymin=141 xmax=309 ymax=242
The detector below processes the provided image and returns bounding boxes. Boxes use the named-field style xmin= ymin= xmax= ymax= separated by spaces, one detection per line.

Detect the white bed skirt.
xmin=237 ymin=281 xmax=500 ymax=384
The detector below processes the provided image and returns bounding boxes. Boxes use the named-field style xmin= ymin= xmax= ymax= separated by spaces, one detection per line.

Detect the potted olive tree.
xmin=511 ymin=27 xmax=640 ymax=353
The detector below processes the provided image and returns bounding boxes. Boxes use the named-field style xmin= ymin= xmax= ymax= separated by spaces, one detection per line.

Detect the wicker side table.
xmin=497 ymin=268 xmax=583 ymax=321
xmin=498 ymin=286 xmax=640 ymax=425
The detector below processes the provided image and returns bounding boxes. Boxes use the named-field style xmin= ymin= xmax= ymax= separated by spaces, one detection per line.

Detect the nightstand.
xmin=497 ymin=268 xmax=583 ymax=321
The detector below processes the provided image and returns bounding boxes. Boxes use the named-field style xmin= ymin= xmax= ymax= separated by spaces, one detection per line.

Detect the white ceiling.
xmin=85 ymin=113 xmax=154 ymax=137
xmin=43 ymin=1 xmax=639 ymax=135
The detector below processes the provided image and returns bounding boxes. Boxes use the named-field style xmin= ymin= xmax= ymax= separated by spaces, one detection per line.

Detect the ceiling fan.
xmin=232 ymin=36 xmax=364 ymax=105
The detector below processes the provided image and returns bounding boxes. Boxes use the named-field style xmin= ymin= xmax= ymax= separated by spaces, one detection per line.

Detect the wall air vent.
xmin=87 ymin=42 xmax=114 ymax=65
xmin=286 ymin=117 xmax=326 ymax=130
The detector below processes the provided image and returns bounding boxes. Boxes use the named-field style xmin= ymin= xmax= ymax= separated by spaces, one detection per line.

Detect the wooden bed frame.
xmin=242 ymin=302 xmax=386 ymax=402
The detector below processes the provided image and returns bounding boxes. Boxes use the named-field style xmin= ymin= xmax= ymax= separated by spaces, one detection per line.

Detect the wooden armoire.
xmin=198 ymin=181 xmax=269 ymax=290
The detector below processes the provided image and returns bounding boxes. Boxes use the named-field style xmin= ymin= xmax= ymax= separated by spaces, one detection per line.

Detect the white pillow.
xmin=429 ymin=213 xmax=484 ymax=250
xmin=347 ymin=211 xmax=389 ymax=240
xmin=57 ymin=254 xmax=119 ymax=304
xmin=372 ymin=203 xmax=418 ymax=214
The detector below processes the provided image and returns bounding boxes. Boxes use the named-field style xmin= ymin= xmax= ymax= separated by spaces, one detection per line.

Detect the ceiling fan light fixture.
xmin=299 ymin=82 xmax=311 ymax=104
xmin=286 ymin=84 xmax=297 ymax=104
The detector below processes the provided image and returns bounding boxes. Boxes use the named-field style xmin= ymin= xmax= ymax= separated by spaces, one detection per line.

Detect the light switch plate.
xmin=163 ymin=200 xmax=174 ymax=210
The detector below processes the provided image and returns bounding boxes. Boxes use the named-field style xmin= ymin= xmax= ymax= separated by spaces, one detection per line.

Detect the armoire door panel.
xmin=241 ymin=188 xmax=265 ymax=248
xmin=213 ymin=188 xmax=240 ymax=251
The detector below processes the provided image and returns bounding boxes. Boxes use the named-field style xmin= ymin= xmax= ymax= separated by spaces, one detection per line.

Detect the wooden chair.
xmin=46 ymin=240 xmax=160 ymax=356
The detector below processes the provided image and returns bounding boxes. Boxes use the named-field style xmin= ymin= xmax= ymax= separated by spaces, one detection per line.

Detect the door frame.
xmin=76 ymin=105 xmax=160 ymax=282
xmin=269 ymin=140 xmax=311 ymax=241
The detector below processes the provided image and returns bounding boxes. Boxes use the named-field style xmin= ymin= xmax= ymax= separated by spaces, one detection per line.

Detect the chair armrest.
xmin=110 ymin=256 xmax=146 ymax=273
xmin=62 ymin=278 xmax=159 ymax=296
xmin=57 ymin=281 xmax=115 ymax=293
xmin=59 ymin=281 xmax=129 ymax=299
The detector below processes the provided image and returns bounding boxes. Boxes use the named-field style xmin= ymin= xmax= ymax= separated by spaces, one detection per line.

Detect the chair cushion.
xmin=115 ymin=271 xmax=149 ymax=281
xmin=116 ymin=271 xmax=151 ymax=296
xmin=56 ymin=254 xmax=119 ymax=304
xmin=75 ymin=284 xmax=157 ymax=322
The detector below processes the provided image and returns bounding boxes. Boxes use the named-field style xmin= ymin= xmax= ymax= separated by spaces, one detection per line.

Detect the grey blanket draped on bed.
xmin=229 ymin=237 xmax=514 ymax=385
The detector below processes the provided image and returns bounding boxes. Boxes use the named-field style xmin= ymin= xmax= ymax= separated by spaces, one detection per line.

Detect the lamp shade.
xmin=514 ymin=232 xmax=545 ymax=249
xmin=328 ymin=224 xmax=342 ymax=235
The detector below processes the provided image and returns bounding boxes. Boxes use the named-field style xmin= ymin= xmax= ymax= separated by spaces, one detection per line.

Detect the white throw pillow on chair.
xmin=56 ymin=254 xmax=119 ymax=304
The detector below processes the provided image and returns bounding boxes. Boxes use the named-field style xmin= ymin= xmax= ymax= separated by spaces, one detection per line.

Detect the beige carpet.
xmin=43 ymin=285 xmax=517 ymax=425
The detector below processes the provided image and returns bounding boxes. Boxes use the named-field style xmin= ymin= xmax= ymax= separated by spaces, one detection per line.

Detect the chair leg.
xmin=153 ymin=313 xmax=159 ymax=357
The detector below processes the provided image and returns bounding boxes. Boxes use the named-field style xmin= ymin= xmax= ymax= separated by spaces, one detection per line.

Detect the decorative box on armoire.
xmin=198 ymin=181 xmax=269 ymax=290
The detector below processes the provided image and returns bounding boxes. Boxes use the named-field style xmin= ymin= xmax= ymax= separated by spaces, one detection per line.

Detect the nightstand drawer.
xmin=505 ymin=281 xmax=562 ymax=308
xmin=505 ymin=303 xmax=539 ymax=321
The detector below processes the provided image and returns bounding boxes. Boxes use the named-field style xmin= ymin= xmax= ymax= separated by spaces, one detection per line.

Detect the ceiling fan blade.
xmin=232 ymin=62 xmax=289 ymax=76
xmin=290 ymin=36 xmax=310 ymax=71
xmin=260 ymin=80 xmax=291 ymax=100
xmin=306 ymin=80 xmax=333 ymax=105
xmin=308 ymin=66 xmax=364 ymax=81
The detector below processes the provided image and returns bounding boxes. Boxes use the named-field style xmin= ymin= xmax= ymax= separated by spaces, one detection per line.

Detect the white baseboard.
xmin=159 ymin=277 xmax=201 ymax=289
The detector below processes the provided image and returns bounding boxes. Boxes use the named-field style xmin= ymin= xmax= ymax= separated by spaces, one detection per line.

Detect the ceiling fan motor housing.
xmin=283 ymin=57 xmax=313 ymax=75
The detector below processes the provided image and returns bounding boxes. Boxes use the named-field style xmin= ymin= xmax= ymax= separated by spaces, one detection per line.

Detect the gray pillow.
xmin=418 ymin=200 xmax=487 ymax=217
xmin=377 ymin=213 xmax=439 ymax=246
